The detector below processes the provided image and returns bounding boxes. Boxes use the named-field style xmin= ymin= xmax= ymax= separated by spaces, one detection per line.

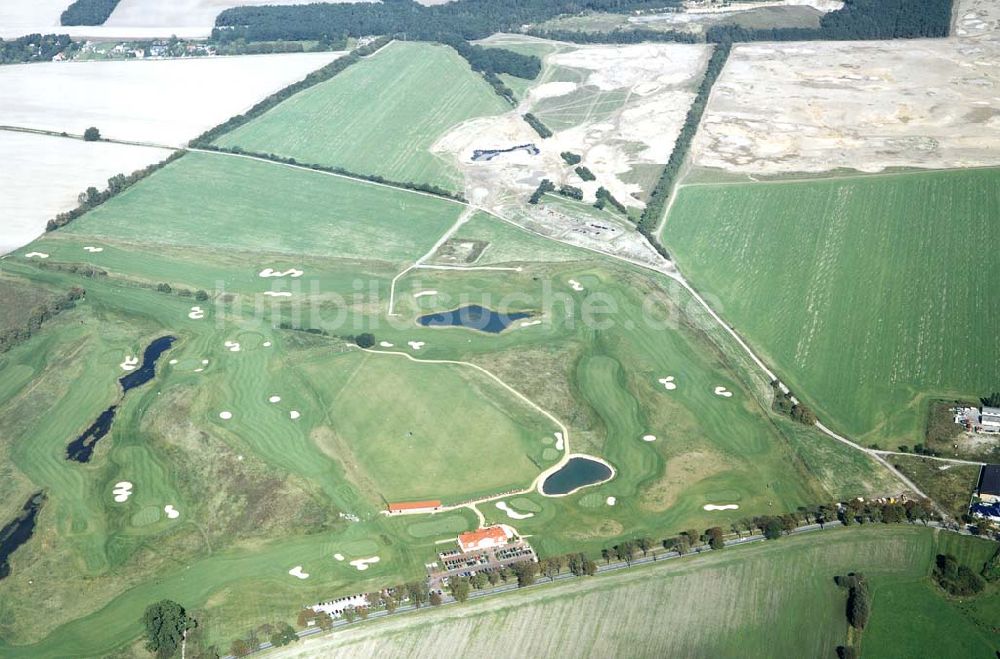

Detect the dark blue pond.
xmin=66 ymin=335 xmax=176 ymax=463
xmin=119 ymin=335 xmax=176 ymax=392
xmin=541 ymin=457 xmax=613 ymax=496
xmin=417 ymin=305 xmax=532 ymax=334
xmin=471 ymin=143 xmax=539 ymax=162
xmin=0 ymin=492 xmax=45 ymax=580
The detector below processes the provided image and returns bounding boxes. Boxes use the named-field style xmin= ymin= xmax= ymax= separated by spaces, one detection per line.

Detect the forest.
xmin=0 ymin=34 xmax=77 ymax=64
xmin=60 ymin=0 xmax=122 ymax=26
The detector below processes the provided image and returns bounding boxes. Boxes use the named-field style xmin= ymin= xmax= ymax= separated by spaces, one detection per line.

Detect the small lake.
xmin=66 ymin=405 xmax=117 ymax=463
xmin=417 ymin=305 xmax=532 ymax=334
xmin=0 ymin=492 xmax=45 ymax=580
xmin=541 ymin=457 xmax=613 ymax=496
xmin=119 ymin=335 xmax=176 ymax=392
xmin=471 ymin=143 xmax=539 ymax=162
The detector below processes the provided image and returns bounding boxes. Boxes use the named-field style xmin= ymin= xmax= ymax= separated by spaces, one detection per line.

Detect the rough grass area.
xmin=0 ymin=274 xmax=57 ymax=333
xmin=46 ymin=150 xmax=464 ymax=264
xmin=215 ymin=41 xmax=509 ymax=191
xmin=890 ymin=455 xmax=980 ymax=519
xmin=663 ymin=169 xmax=1000 ymax=448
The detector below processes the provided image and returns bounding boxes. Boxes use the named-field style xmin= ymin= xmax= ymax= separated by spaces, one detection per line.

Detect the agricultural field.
xmin=0 ymin=131 xmax=172 ymax=254
xmin=662 ymin=168 xmax=1000 ymax=447
xmin=889 ymin=455 xmax=981 ymax=519
xmin=271 ymin=526 xmax=998 ymax=658
xmin=215 ymin=41 xmax=510 ymax=191
xmin=691 ymin=36 xmax=1000 ymax=177
xmin=104 ymin=0 xmax=349 ymax=31
xmin=0 ymin=0 xmax=70 ymax=38
xmin=0 ymin=52 xmax=343 ymax=145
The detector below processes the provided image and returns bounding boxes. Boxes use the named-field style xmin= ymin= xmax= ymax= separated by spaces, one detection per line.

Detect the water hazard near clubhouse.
xmin=417 ymin=305 xmax=532 ymax=334
xmin=541 ymin=457 xmax=613 ymax=496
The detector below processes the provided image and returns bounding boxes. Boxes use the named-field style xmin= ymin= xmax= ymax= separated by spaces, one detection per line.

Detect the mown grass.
xmin=215 ymin=41 xmax=510 ymax=191
xmin=662 ymin=169 xmax=1000 ymax=448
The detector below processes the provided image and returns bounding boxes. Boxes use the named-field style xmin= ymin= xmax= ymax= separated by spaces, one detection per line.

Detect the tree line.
xmin=0 ymin=287 xmax=86 ymax=355
xmin=525 ymin=27 xmax=697 ymax=44
xmin=214 ymin=0 xmax=678 ymax=43
xmin=46 ymin=151 xmax=187 ymax=232
xmin=706 ymin=0 xmax=953 ymax=43
xmin=60 ymin=0 xmax=122 ymax=26
xmin=522 ymin=113 xmax=553 ymax=139
xmin=0 ymin=34 xmax=78 ymax=64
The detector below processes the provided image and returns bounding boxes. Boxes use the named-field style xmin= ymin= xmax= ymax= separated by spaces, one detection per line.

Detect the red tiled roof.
xmin=387 ymin=500 xmax=442 ymax=512
xmin=458 ymin=526 xmax=507 ymax=549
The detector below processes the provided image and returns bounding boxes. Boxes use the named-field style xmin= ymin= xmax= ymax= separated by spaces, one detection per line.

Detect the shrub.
xmin=83 ymin=126 xmax=101 ymax=141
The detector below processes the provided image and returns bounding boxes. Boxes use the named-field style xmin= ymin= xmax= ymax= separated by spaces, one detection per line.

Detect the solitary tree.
xmin=269 ymin=623 xmax=298 ymax=647
xmin=449 ymin=576 xmax=471 ymax=602
xmin=342 ymin=606 xmax=357 ymax=623
xmin=429 ymin=591 xmax=443 ymax=606
xmin=706 ymin=527 xmax=725 ymax=550
xmin=355 ymin=332 xmax=376 ymax=348
xmin=143 ymin=600 xmax=195 ymax=659
xmin=83 ymin=126 xmax=101 ymax=141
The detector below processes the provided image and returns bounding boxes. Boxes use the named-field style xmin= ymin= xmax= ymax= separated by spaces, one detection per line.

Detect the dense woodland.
xmin=0 ymin=287 xmax=85 ymax=355
xmin=214 ymin=0 xmax=678 ymax=42
xmin=0 ymin=34 xmax=77 ymax=64
xmin=60 ymin=0 xmax=122 ymax=26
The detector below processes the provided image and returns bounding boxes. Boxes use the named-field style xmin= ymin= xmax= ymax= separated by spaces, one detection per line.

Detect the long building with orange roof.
xmin=386 ymin=500 xmax=442 ymax=514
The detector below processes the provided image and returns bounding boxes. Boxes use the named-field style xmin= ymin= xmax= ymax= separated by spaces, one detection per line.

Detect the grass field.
xmin=271 ymin=526 xmax=998 ymax=658
xmin=662 ymin=169 xmax=1000 ymax=447
xmin=31 ymin=151 xmax=465 ymax=265
xmin=215 ymin=41 xmax=510 ymax=191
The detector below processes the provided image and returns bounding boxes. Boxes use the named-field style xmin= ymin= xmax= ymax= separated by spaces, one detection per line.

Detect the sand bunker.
xmin=83 ymin=246 xmax=104 ymax=253
xmin=606 ymin=496 xmax=617 ymax=506
xmin=224 ymin=341 xmax=241 ymax=352
xmin=120 ymin=356 xmax=139 ymax=371
xmin=658 ymin=376 xmax=677 ymax=390
xmin=259 ymin=268 xmax=303 ymax=278
xmin=290 ymin=410 xmax=301 ymax=420
xmin=379 ymin=341 xmax=395 ymax=347
xmin=194 ymin=368 xmax=204 ymax=373
xmin=168 ymin=359 xmax=178 ymax=365
xmin=268 ymin=395 xmax=281 ymax=403
xmin=334 ymin=553 xmax=345 ymax=561
xmin=164 ymin=504 xmax=180 ymax=519
xmin=24 ymin=252 xmax=48 ymax=259
xmin=642 ymin=434 xmax=657 ymax=442
xmin=288 ymin=565 xmax=309 ymax=579
xmin=408 ymin=341 xmax=425 ymax=350
xmin=263 ymin=291 xmax=293 ymax=298
xmin=219 ymin=411 xmax=233 ymax=420
xmin=263 ymin=341 xmax=272 ymax=347
xmin=714 ymin=386 xmax=733 ymax=398
xmin=496 ymin=501 xmax=535 ymax=520
xmin=568 ymin=279 xmax=585 ymax=292
xmin=350 ymin=556 xmax=380 ymax=571
xmin=554 ymin=432 xmax=565 ymax=451
xmin=413 ymin=290 xmax=438 ymax=299
xmin=519 ymin=319 xmax=542 ymax=328
xmin=112 ymin=481 xmax=133 ymax=503
xmin=188 ymin=306 xmax=205 ymax=320
xmin=703 ymin=504 xmax=739 ymax=511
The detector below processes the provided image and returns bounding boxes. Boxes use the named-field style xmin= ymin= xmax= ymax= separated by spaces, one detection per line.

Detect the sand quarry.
xmin=954 ymin=0 xmax=1000 ymax=38
xmin=0 ymin=132 xmax=172 ymax=255
xmin=435 ymin=42 xmax=711 ymax=210
xmin=0 ymin=53 xmax=343 ymax=146
xmin=692 ymin=36 xmax=1000 ymax=175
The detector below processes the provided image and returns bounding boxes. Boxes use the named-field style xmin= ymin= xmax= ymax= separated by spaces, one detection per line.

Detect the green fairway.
xmin=215 ymin=41 xmax=510 ymax=191
xmin=662 ymin=169 xmax=1000 ymax=447
xmin=267 ymin=526 xmax=997 ymax=659
xmin=41 ymin=151 xmax=464 ymax=265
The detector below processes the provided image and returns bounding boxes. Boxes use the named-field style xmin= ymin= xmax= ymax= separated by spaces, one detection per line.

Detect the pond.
xmin=471 ymin=143 xmax=539 ymax=162
xmin=119 ymin=335 xmax=176 ymax=392
xmin=541 ymin=457 xmax=613 ymax=496
xmin=0 ymin=492 xmax=45 ymax=580
xmin=417 ymin=305 xmax=532 ymax=334
xmin=66 ymin=405 xmax=117 ymax=463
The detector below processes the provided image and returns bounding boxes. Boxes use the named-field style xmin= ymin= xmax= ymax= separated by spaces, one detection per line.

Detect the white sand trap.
xmin=703 ymin=504 xmax=739 ymax=511
xmin=263 ymin=291 xmax=293 ymax=297
xmin=112 ymin=481 xmax=133 ymax=503
xmin=258 ymin=268 xmax=303 ymax=278
xmin=413 ymin=290 xmax=438 ymax=299
xmin=263 ymin=341 xmax=272 ymax=347
xmin=407 ymin=341 xmax=425 ymax=350
xmin=496 ymin=501 xmax=535 ymax=520
xmin=201 ymin=359 xmax=209 ymax=365
xmin=83 ymin=246 xmax=104 ymax=253
xmin=606 ymin=496 xmax=617 ymax=506
xmin=554 ymin=432 xmax=565 ymax=451
xmin=168 ymin=359 xmax=178 ymax=365
xmin=164 ymin=504 xmax=180 ymax=519
xmin=568 ymin=279 xmax=584 ymax=292
xmin=288 ymin=565 xmax=309 ymax=579
xmin=188 ymin=306 xmax=205 ymax=319
xmin=334 ymin=553 xmax=345 ymax=561
xmin=350 ymin=556 xmax=381 ymax=571
xmin=519 ymin=320 xmax=542 ymax=328
xmin=120 ymin=356 xmax=139 ymax=371
xmin=379 ymin=341 xmax=395 ymax=348
xmin=193 ymin=368 xmax=204 ymax=373
xmin=658 ymin=376 xmax=677 ymax=391
xmin=219 ymin=411 xmax=233 ymax=420
xmin=714 ymin=386 xmax=733 ymax=398
xmin=269 ymin=395 xmax=282 ymax=403
xmin=224 ymin=341 xmax=241 ymax=352
xmin=290 ymin=410 xmax=301 ymax=420
xmin=642 ymin=434 xmax=657 ymax=442
xmin=25 ymin=252 xmax=48 ymax=259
